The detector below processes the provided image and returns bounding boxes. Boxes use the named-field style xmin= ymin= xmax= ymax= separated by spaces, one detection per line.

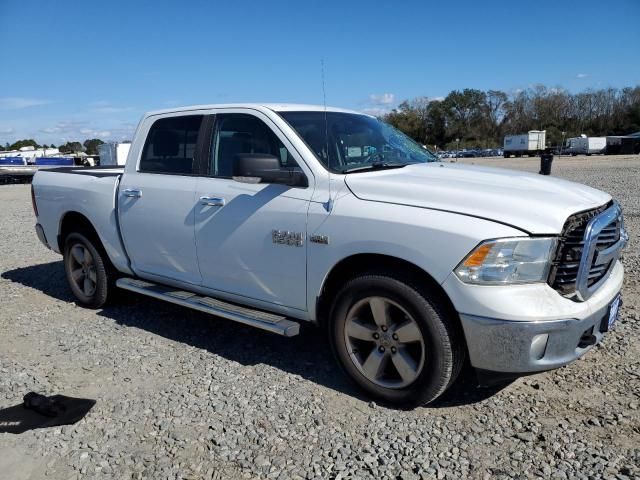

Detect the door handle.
xmin=123 ymin=188 xmax=142 ymax=198
xmin=199 ymin=196 xmax=225 ymax=207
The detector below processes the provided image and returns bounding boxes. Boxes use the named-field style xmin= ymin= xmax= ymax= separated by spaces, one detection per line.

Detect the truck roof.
xmin=144 ymin=103 xmax=366 ymax=117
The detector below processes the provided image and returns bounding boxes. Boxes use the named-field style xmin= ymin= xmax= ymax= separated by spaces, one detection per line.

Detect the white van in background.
xmin=567 ymin=135 xmax=607 ymax=155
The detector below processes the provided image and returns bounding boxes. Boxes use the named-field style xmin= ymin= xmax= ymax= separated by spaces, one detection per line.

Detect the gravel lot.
xmin=1 ymin=155 xmax=639 ymax=480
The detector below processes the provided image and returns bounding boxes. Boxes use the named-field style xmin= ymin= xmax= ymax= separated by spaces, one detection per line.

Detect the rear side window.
xmin=140 ymin=115 xmax=203 ymax=174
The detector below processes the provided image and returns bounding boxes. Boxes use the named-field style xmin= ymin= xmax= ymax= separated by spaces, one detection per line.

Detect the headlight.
xmin=455 ymin=237 xmax=557 ymax=285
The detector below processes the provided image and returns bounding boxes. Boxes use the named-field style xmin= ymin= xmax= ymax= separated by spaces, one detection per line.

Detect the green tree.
xmin=386 ymin=85 xmax=640 ymax=149
xmin=480 ymin=90 xmax=508 ymax=146
xmin=9 ymin=139 xmax=40 ymax=150
xmin=385 ymin=99 xmax=429 ymax=144
xmin=384 ymin=97 xmax=449 ymax=148
xmin=83 ymin=138 xmax=105 ymax=155
xmin=58 ymin=141 xmax=83 ymax=153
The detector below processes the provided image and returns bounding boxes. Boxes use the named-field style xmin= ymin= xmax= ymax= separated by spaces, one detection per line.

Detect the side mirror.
xmin=232 ymin=154 xmax=307 ymax=187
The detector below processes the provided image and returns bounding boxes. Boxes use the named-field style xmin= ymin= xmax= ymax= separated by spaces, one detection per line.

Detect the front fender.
xmin=306 ymin=195 xmax=524 ymax=321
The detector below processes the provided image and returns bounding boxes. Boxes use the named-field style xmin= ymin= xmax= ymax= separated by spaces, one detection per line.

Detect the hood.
xmin=344 ymin=163 xmax=611 ymax=234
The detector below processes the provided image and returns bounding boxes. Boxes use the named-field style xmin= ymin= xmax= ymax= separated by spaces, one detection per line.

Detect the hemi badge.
xmin=310 ymin=234 xmax=329 ymax=245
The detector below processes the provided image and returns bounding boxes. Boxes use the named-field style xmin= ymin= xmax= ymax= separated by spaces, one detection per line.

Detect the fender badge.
xmin=310 ymin=234 xmax=329 ymax=245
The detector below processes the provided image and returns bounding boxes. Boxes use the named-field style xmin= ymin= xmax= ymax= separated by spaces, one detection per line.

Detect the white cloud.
xmin=35 ymin=120 xmax=118 ymax=141
xmin=0 ymin=127 xmax=15 ymax=134
xmin=577 ymin=73 xmax=589 ymax=79
xmin=0 ymin=97 xmax=51 ymax=109
xmin=368 ymin=93 xmax=395 ymax=105
xmin=108 ymin=123 xmax=136 ymax=140
xmin=40 ymin=121 xmax=88 ymax=134
xmin=92 ymin=106 xmax=134 ymax=114
xmin=361 ymin=107 xmax=392 ymax=117
xmin=89 ymin=100 xmax=110 ymax=107
xmin=88 ymin=101 xmax=134 ymax=114
xmin=76 ymin=127 xmax=111 ymax=137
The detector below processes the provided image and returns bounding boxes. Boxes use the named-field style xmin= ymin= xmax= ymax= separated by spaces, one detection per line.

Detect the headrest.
xmin=153 ymin=130 xmax=180 ymax=157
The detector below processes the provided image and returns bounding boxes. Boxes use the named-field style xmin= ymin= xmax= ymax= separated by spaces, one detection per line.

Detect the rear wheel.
xmin=63 ymin=232 xmax=111 ymax=309
xmin=329 ymin=273 xmax=463 ymax=407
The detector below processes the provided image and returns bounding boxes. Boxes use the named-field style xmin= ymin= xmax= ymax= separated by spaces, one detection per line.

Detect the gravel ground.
xmin=1 ymin=155 xmax=639 ymax=480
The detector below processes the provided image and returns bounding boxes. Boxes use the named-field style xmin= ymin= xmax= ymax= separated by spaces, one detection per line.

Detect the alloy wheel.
xmin=343 ymin=296 xmax=426 ymax=389
xmin=68 ymin=243 xmax=97 ymax=297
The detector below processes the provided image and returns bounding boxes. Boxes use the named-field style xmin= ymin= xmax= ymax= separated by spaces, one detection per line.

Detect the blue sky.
xmin=1 ymin=0 xmax=639 ymax=145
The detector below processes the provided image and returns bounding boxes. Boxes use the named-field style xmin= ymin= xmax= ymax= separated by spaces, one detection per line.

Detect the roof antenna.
xmin=321 ymin=58 xmax=333 ymax=212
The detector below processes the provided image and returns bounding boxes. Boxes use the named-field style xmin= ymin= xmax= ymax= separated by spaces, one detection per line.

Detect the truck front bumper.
xmin=443 ymin=260 xmax=623 ymax=374
xmin=460 ymin=299 xmax=616 ymax=373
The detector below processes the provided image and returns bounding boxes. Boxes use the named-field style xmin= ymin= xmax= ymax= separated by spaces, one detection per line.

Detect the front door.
xmin=118 ymin=114 xmax=205 ymax=285
xmin=194 ymin=111 xmax=312 ymax=310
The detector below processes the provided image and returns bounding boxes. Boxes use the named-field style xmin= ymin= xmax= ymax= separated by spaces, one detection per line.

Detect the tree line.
xmin=4 ymin=85 xmax=640 ymax=154
xmin=1 ymin=138 xmax=105 ymax=155
xmin=384 ymin=85 xmax=640 ymax=150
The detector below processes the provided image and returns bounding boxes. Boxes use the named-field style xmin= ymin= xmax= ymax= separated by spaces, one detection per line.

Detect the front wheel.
xmin=63 ymin=232 xmax=111 ymax=309
xmin=329 ymin=274 xmax=463 ymax=407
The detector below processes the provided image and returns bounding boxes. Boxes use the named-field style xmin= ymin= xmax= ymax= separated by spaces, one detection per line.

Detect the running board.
xmin=115 ymin=278 xmax=300 ymax=337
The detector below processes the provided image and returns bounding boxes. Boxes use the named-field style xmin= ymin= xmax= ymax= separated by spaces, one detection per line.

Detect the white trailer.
xmin=503 ymin=131 xmax=546 ymax=158
xmin=98 ymin=142 xmax=131 ymax=166
xmin=566 ymin=136 xmax=607 ymax=155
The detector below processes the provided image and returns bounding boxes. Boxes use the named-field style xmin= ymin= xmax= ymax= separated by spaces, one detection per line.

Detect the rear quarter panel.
xmin=32 ymin=170 xmax=132 ymax=274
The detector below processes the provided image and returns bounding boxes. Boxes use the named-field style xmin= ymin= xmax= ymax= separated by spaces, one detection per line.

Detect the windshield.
xmin=278 ymin=111 xmax=438 ymax=173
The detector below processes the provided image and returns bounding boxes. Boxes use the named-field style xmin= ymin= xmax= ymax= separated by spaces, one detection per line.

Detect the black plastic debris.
xmin=0 ymin=392 xmax=96 ymax=434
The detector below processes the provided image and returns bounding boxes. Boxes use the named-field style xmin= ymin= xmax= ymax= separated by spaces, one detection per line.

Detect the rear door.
xmin=118 ymin=114 xmax=207 ymax=285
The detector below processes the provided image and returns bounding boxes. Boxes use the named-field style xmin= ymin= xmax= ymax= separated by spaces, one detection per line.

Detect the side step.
xmin=115 ymin=278 xmax=300 ymax=337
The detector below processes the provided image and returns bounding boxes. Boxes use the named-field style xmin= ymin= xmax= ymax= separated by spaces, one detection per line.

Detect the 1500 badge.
xmin=272 ymin=230 xmax=304 ymax=247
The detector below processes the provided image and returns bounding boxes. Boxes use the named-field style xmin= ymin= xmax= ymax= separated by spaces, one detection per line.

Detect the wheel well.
xmin=58 ymin=212 xmax=102 ymax=253
xmin=317 ymin=254 xmax=463 ymax=335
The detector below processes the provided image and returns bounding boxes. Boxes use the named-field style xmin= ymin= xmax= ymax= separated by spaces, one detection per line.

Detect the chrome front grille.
xmin=550 ymin=202 xmax=627 ymax=300
xmin=587 ymin=221 xmax=620 ymax=286
xmin=550 ymin=204 xmax=608 ymax=294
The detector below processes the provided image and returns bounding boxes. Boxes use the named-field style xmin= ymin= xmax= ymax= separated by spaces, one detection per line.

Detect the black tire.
xmin=63 ymin=232 xmax=111 ymax=309
xmin=328 ymin=273 xmax=464 ymax=408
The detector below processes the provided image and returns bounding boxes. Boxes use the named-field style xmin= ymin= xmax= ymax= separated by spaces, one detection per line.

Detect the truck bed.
xmin=47 ymin=165 xmax=125 ymax=177
xmin=32 ymin=167 xmax=132 ymax=274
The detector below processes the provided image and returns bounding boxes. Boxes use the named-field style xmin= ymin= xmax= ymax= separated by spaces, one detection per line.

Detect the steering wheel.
xmin=362 ymin=151 xmax=384 ymax=164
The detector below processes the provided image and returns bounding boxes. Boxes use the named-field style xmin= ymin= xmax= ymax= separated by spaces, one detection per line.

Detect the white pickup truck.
xmin=31 ymin=104 xmax=628 ymax=407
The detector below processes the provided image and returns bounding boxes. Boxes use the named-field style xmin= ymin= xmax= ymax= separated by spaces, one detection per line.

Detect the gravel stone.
xmin=1 ymin=154 xmax=639 ymax=479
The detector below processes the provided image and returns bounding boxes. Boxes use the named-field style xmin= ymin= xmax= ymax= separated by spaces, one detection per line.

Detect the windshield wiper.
xmin=340 ymin=162 xmax=408 ymax=174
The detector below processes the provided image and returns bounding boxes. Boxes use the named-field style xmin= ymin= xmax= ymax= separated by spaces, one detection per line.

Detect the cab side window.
xmin=140 ymin=115 xmax=203 ymax=174
xmin=212 ymin=114 xmax=299 ymax=177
